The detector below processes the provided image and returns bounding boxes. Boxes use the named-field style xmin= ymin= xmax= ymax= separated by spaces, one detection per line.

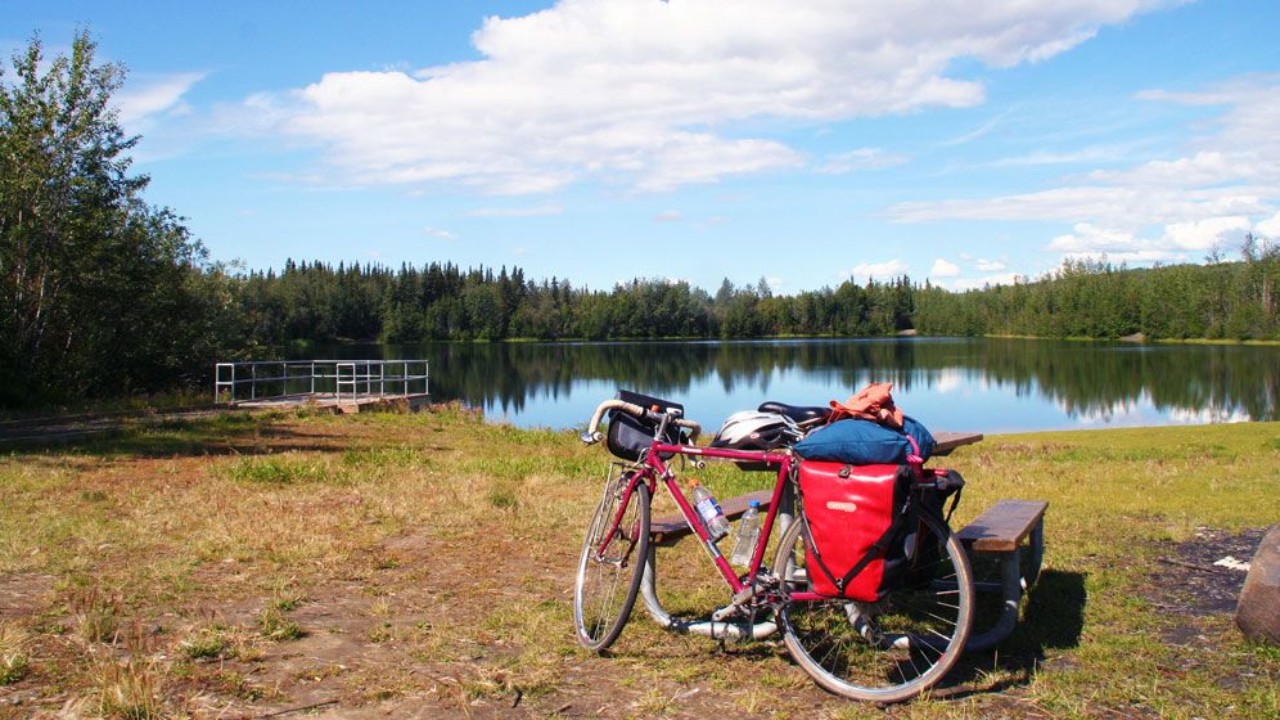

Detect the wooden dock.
xmin=231 ymin=392 xmax=432 ymax=414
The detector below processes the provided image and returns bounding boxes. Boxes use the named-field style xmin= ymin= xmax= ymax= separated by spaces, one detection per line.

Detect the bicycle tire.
xmin=774 ymin=509 xmax=973 ymax=703
xmin=573 ymin=475 xmax=651 ymax=651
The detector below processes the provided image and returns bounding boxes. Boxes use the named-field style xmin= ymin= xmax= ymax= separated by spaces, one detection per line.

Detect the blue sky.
xmin=6 ymin=0 xmax=1280 ymax=294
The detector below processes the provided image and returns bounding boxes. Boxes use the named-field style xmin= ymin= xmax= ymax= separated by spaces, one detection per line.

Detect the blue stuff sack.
xmin=793 ymin=416 xmax=936 ymax=464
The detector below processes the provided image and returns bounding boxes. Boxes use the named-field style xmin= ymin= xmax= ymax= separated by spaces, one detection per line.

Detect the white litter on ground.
xmin=1213 ymin=556 xmax=1252 ymax=572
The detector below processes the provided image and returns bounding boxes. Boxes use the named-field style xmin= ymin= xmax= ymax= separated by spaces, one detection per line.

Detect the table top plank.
xmin=955 ymin=499 xmax=1048 ymax=553
xmin=934 ymin=431 xmax=983 ymax=456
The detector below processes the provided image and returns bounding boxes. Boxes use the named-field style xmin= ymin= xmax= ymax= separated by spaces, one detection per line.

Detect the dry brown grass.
xmin=0 ymin=407 xmax=1276 ymax=718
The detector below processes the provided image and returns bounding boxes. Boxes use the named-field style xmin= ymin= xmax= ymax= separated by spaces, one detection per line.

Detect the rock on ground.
xmin=1237 ymin=524 xmax=1280 ymax=644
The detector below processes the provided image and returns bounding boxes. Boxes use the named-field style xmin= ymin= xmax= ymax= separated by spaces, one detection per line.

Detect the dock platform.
xmin=215 ymin=360 xmax=430 ymax=413
xmin=231 ymin=391 xmax=432 ymax=414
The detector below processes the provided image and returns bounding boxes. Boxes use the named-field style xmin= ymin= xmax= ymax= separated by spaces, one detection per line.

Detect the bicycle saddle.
xmin=756 ymin=401 xmax=831 ymax=424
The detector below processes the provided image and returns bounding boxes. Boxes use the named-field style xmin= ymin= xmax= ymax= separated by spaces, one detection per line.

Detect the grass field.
xmin=0 ymin=406 xmax=1277 ymax=719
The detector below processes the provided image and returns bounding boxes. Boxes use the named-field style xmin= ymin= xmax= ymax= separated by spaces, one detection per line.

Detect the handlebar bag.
xmin=798 ymin=460 xmax=914 ymax=602
xmin=606 ymin=389 xmax=685 ymax=461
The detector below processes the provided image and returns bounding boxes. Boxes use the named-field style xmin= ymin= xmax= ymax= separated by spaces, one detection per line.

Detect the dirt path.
xmin=0 ymin=406 xmax=227 ymax=445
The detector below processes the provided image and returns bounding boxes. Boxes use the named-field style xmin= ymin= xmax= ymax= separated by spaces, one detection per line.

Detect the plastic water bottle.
xmin=691 ymin=481 xmax=730 ymax=541
xmin=730 ymin=500 xmax=761 ymax=567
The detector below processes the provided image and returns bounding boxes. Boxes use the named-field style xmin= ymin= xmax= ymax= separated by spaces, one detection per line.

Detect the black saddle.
xmin=757 ymin=401 xmax=831 ymax=425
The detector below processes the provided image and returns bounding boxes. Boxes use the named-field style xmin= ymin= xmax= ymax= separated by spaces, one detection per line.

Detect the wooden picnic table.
xmin=645 ymin=430 xmax=1049 ymax=652
xmin=932 ymin=431 xmax=984 ymax=456
xmin=649 ymin=430 xmax=984 ymax=543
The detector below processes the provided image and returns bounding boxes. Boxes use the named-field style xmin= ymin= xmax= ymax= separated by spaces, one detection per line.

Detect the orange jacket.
xmin=828 ymin=382 xmax=904 ymax=429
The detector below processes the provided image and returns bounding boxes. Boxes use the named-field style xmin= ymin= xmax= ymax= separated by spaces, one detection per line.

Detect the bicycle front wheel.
xmin=573 ymin=473 xmax=651 ymax=651
xmin=774 ymin=510 xmax=973 ymax=703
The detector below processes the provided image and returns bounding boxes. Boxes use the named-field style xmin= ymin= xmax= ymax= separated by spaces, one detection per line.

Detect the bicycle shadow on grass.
xmin=940 ymin=568 xmax=1089 ymax=697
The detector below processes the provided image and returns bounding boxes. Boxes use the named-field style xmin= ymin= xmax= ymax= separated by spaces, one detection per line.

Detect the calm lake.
xmin=308 ymin=338 xmax=1280 ymax=435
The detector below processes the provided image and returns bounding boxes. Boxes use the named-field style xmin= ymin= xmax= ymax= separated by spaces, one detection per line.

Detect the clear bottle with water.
xmin=730 ymin=500 xmax=761 ymax=567
xmin=690 ymin=481 xmax=730 ymax=541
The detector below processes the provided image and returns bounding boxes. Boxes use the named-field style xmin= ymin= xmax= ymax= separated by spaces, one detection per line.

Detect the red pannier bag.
xmin=798 ymin=460 xmax=914 ymax=602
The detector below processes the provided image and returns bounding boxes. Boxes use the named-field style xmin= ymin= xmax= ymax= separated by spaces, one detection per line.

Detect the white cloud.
xmin=654 ymin=210 xmax=683 ymax=223
xmin=924 ymin=256 xmax=1026 ymax=290
xmin=992 ymin=144 xmax=1136 ymax=167
xmin=941 ymin=111 xmax=1009 ymax=147
xmin=890 ymin=185 xmax=1271 ymax=226
xmin=1161 ymin=216 xmax=1251 ymax=251
xmin=116 ymin=72 xmax=206 ymax=126
xmin=465 ymin=203 xmax=564 ymax=218
xmin=1087 ymin=150 xmax=1265 ymax=188
xmin=1257 ymin=211 xmax=1280 ymax=238
xmin=1047 ymin=223 xmax=1173 ymax=262
xmin=930 ymin=258 xmax=960 ymax=277
xmin=249 ymin=0 xmax=1170 ymax=194
xmin=818 ymin=148 xmax=908 ymax=174
xmin=424 ymin=227 xmax=457 ymax=241
xmin=115 ymin=72 xmax=212 ymax=161
xmin=1047 ymin=223 xmax=1141 ymax=253
xmin=1046 ymin=217 xmax=1253 ymax=265
xmin=952 ymin=272 xmax=1025 ymax=290
xmin=1137 ymin=76 xmax=1280 ymax=159
xmin=846 ymin=259 xmax=908 ymax=281
xmin=887 ymin=75 xmax=1280 ymax=267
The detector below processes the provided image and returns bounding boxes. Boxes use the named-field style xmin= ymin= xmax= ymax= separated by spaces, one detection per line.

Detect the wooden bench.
xmin=650 ymin=489 xmax=774 ymax=546
xmin=955 ymin=499 xmax=1048 ymax=651
xmin=647 ymin=431 xmax=984 ymax=547
xmin=643 ymin=431 xmax=1049 ymax=652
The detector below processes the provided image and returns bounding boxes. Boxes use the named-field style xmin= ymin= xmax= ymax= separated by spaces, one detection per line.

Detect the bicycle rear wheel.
xmin=573 ymin=472 xmax=651 ymax=651
xmin=774 ymin=510 xmax=973 ymax=703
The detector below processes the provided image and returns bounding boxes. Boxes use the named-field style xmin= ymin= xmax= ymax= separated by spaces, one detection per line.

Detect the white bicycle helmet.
xmin=710 ymin=411 xmax=801 ymax=450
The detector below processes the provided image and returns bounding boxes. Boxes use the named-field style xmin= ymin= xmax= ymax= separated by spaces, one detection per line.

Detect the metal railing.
xmin=214 ymin=360 xmax=429 ymax=404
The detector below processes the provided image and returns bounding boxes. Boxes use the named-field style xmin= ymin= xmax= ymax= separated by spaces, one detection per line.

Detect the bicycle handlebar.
xmin=581 ymin=398 xmax=702 ymax=446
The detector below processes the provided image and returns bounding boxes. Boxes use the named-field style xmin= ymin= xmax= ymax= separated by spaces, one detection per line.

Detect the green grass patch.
xmin=222 ymin=453 xmax=343 ymax=485
xmin=179 ymin=626 xmax=232 ymax=661
xmin=0 ymin=622 xmax=30 ymax=685
xmin=257 ymin=607 xmax=304 ymax=642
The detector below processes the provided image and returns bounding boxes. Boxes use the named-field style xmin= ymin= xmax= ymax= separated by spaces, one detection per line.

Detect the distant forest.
xmin=3 ymin=32 xmax=1279 ymax=407
xmin=239 ymin=247 xmax=1280 ymax=346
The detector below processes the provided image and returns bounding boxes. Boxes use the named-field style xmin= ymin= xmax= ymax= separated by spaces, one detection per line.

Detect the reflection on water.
xmin=304 ymin=338 xmax=1280 ymax=433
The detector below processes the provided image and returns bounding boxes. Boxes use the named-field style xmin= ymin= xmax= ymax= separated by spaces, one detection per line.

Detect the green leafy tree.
xmin=0 ymin=31 xmax=214 ymax=405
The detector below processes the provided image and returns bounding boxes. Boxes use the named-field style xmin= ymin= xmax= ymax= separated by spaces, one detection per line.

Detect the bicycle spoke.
xmin=574 ymin=476 xmax=650 ymax=651
xmin=776 ymin=513 xmax=973 ymax=703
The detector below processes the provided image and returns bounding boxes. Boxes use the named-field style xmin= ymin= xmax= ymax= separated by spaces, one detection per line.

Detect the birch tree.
xmin=0 ymin=31 xmax=209 ymax=405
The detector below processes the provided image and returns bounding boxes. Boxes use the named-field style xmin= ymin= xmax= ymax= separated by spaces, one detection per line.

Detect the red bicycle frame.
xmin=637 ymin=438 xmax=795 ymax=597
